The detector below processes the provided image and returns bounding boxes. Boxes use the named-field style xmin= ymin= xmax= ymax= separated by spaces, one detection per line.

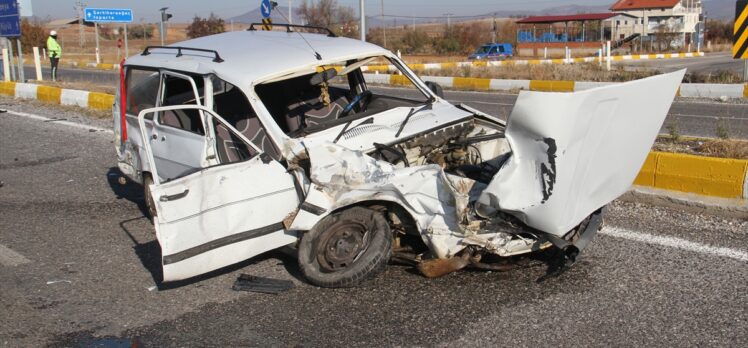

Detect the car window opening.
xmin=255 ymin=56 xmax=431 ymax=138
xmin=210 ymin=76 xmax=280 ymax=162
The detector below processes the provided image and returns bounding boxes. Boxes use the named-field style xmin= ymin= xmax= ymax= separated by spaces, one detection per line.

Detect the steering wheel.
xmin=340 ymin=90 xmax=373 ymax=117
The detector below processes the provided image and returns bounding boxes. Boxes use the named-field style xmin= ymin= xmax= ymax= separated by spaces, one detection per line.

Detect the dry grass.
xmin=654 ymin=136 xmax=748 ymax=159
xmin=701 ymin=43 xmax=732 ymax=53
xmin=416 ymin=63 xmax=658 ymax=82
xmin=697 ymin=139 xmax=748 ymax=159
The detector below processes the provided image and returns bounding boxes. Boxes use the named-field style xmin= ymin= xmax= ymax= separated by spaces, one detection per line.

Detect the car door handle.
xmin=160 ymin=189 xmax=189 ymax=202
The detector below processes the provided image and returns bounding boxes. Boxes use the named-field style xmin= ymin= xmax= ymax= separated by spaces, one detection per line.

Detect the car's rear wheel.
xmin=143 ymin=173 xmax=157 ymax=220
xmin=298 ymin=207 xmax=392 ymax=288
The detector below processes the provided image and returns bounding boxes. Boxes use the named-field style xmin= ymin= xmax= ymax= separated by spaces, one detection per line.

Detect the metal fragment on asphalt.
xmin=232 ymin=274 xmax=295 ymax=294
xmin=46 ymin=280 xmax=72 ymax=285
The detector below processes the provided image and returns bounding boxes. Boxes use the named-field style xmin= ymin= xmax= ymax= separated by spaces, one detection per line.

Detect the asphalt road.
xmin=619 ymin=51 xmax=744 ymax=75
xmin=373 ymin=87 xmax=748 ymax=139
xmin=20 ymin=65 xmax=748 ymax=139
xmin=0 ymin=99 xmax=746 ymax=347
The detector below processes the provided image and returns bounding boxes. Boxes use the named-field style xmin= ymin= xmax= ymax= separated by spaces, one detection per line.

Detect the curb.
xmin=64 ymin=61 xmax=120 ymax=70
xmin=634 ymin=151 xmax=748 ymax=200
xmin=364 ymin=73 xmax=748 ymax=98
xmin=0 ymin=81 xmax=114 ymax=111
xmin=620 ymin=186 xmax=748 ymax=219
xmin=2 ymin=82 xmax=745 ymax=201
xmin=59 ymin=51 xmax=706 ymax=73
xmin=363 ymin=52 xmax=706 ymax=73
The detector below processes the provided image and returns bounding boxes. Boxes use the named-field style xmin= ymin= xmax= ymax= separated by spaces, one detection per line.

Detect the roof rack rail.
xmin=247 ymin=23 xmax=337 ymax=37
xmin=140 ymin=46 xmax=224 ymax=63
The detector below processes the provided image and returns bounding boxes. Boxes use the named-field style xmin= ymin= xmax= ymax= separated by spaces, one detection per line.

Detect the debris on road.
xmin=232 ymin=274 xmax=295 ymax=294
xmin=46 ymin=280 xmax=72 ymax=285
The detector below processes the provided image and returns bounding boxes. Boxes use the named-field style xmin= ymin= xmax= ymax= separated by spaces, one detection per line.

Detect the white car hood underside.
xmin=477 ymin=69 xmax=685 ymax=235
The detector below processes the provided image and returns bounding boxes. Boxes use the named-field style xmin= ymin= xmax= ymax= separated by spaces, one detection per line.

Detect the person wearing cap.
xmin=47 ymin=30 xmax=61 ymax=81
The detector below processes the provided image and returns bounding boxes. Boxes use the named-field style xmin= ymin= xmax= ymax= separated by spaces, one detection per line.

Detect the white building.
xmin=610 ymin=0 xmax=702 ymax=47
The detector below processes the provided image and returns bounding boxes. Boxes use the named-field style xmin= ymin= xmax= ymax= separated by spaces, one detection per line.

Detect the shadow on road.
xmin=106 ymin=167 xmax=148 ymax=218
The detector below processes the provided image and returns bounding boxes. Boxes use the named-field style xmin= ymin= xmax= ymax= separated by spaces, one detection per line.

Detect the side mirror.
xmin=425 ymin=81 xmax=444 ymax=99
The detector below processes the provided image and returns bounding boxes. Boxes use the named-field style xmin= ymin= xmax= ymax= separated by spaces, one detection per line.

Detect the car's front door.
xmin=138 ymin=105 xmax=300 ymax=282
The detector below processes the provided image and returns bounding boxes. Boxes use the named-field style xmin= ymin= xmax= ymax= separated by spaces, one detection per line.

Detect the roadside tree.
xmin=20 ymin=19 xmax=46 ymax=53
xmin=186 ymin=13 xmax=225 ymax=39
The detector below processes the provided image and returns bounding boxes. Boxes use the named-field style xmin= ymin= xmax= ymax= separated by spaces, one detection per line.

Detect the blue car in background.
xmin=468 ymin=43 xmax=513 ymax=60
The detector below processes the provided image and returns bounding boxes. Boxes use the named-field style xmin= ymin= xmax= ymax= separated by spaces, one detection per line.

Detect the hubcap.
xmin=316 ymin=222 xmax=369 ymax=272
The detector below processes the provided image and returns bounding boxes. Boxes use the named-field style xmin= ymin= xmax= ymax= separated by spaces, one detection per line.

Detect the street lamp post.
xmin=444 ymin=13 xmax=454 ymax=29
xmin=159 ymin=7 xmax=172 ymax=46
xmin=359 ymin=0 xmax=366 ymax=41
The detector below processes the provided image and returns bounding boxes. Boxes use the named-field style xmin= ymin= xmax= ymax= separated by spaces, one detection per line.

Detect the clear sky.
xmin=28 ymin=0 xmax=615 ymax=22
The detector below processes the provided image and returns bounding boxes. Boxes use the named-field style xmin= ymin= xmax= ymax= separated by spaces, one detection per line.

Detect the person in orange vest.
xmin=47 ymin=30 xmax=62 ymax=81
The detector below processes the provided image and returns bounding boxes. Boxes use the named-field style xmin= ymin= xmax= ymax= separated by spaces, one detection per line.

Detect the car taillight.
xmin=119 ymin=59 xmax=127 ymax=141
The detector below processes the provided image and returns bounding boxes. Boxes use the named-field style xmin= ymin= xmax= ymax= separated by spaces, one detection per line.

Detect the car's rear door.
xmin=148 ymin=71 xmax=208 ymax=181
xmin=138 ymin=105 xmax=299 ymax=282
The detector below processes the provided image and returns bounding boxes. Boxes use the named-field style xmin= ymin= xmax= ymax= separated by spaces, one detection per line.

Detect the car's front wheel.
xmin=298 ymin=207 xmax=392 ymax=288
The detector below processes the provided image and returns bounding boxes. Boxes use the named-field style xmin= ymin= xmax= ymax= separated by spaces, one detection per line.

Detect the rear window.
xmin=125 ymin=68 xmax=159 ymax=116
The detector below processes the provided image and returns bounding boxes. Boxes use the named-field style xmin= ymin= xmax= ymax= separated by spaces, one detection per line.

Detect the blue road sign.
xmin=260 ymin=0 xmax=272 ymax=19
xmin=84 ymin=8 xmax=133 ymax=23
xmin=0 ymin=0 xmax=21 ymax=37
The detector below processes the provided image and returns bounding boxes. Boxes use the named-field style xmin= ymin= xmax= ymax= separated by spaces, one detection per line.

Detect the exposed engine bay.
xmin=368 ymin=117 xmax=511 ymax=185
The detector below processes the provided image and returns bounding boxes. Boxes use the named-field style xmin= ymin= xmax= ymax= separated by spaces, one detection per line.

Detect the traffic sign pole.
xmin=94 ymin=23 xmax=100 ymax=64
xmin=16 ymin=39 xmax=24 ymax=82
xmin=124 ymin=24 xmax=129 ymax=57
xmin=7 ymin=38 xmax=16 ymax=81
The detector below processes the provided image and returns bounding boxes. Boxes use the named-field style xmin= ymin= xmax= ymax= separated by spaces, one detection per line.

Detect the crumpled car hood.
xmin=477 ymin=69 xmax=685 ymax=236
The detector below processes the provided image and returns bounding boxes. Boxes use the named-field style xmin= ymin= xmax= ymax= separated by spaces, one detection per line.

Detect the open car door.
xmin=138 ymin=105 xmax=300 ymax=282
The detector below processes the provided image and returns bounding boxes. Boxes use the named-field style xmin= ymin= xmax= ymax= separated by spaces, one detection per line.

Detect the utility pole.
xmin=289 ymin=0 xmax=293 ymax=25
xmin=381 ymin=0 xmax=386 ymax=48
xmin=75 ymin=0 xmax=86 ymax=48
xmin=359 ymin=0 xmax=366 ymax=41
xmin=492 ymin=14 xmax=497 ymax=43
xmin=444 ymin=13 xmax=453 ymax=29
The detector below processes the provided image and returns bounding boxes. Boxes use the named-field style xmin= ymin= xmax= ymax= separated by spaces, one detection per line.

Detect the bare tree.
xmin=299 ymin=0 xmax=357 ymax=38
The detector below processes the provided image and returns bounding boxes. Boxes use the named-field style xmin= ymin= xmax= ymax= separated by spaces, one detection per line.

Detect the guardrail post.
xmin=32 ymin=47 xmax=42 ymax=81
xmin=2 ymin=48 xmax=9 ymax=81
xmin=606 ymin=40 xmax=611 ymax=71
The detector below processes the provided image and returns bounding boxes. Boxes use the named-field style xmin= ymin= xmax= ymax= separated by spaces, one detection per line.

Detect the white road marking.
xmin=0 ymin=244 xmax=31 ymax=266
xmin=5 ymin=110 xmax=113 ymax=134
xmin=670 ymin=113 xmax=743 ymax=120
xmin=600 ymin=227 xmax=748 ymax=263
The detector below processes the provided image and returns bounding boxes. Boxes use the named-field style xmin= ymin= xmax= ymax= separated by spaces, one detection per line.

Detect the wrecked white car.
xmin=114 ymin=25 xmax=684 ymax=287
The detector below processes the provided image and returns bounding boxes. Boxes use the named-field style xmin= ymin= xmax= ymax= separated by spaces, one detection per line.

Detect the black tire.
xmin=143 ymin=173 xmax=158 ymax=220
xmin=298 ymin=207 xmax=392 ymax=288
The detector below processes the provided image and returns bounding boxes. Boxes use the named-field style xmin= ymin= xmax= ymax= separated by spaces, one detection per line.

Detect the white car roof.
xmin=125 ymin=30 xmax=390 ymax=87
